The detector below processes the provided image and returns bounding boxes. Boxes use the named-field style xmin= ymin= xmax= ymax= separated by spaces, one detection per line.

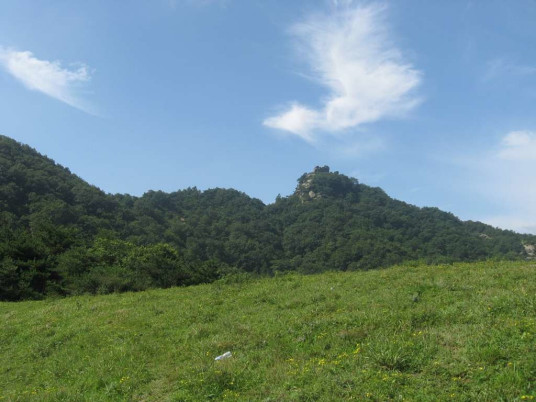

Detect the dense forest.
xmin=1 ymin=135 xmax=534 ymax=301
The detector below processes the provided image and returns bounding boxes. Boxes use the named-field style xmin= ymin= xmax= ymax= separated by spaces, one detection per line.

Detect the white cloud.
xmin=498 ymin=130 xmax=536 ymax=160
xmin=0 ymin=47 xmax=93 ymax=113
xmin=464 ymin=130 xmax=536 ymax=234
xmin=263 ymin=103 xmax=321 ymax=143
xmin=263 ymin=2 xmax=421 ymax=142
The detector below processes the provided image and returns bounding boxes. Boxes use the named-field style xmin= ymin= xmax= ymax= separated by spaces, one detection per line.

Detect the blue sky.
xmin=1 ymin=0 xmax=536 ymax=233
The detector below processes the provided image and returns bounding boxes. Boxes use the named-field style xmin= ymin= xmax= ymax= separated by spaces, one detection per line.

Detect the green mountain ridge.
xmin=1 ymin=134 xmax=534 ymax=300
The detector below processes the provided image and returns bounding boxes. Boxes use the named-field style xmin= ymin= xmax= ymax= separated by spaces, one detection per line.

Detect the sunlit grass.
xmin=2 ymin=261 xmax=536 ymax=400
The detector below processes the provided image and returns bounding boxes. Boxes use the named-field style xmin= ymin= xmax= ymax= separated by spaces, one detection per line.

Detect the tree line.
xmin=1 ymin=136 xmax=533 ymax=300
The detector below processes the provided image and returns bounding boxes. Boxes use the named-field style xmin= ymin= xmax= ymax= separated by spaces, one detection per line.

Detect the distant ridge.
xmin=1 ymin=134 xmax=534 ymax=300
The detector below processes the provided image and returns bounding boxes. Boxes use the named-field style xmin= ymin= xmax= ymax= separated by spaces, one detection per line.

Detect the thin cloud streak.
xmin=0 ymin=47 xmax=94 ymax=113
xmin=263 ymin=2 xmax=422 ymax=142
xmin=482 ymin=58 xmax=536 ymax=82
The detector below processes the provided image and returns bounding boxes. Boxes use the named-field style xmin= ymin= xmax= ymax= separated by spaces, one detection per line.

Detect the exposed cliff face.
xmin=295 ymin=167 xmax=327 ymax=201
xmin=294 ymin=166 xmax=359 ymax=202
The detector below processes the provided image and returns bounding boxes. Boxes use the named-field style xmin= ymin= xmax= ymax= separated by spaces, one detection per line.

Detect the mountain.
xmin=1 ymin=135 xmax=534 ymax=300
xmin=269 ymin=166 xmax=532 ymax=272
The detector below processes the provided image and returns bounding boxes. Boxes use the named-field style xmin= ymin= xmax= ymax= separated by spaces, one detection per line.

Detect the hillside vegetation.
xmin=2 ymin=261 xmax=536 ymax=400
xmin=1 ymin=135 xmax=535 ymax=300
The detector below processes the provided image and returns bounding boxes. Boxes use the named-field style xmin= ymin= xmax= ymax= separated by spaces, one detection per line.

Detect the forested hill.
xmin=1 ymin=134 xmax=534 ymax=300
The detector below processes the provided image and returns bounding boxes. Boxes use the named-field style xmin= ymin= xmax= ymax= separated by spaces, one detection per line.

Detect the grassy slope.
xmin=2 ymin=261 xmax=536 ymax=401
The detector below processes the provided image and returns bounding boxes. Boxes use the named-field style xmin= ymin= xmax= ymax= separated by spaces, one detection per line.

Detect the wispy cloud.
xmin=461 ymin=130 xmax=536 ymax=234
xmin=263 ymin=2 xmax=422 ymax=143
xmin=0 ymin=47 xmax=93 ymax=113
xmin=498 ymin=130 xmax=536 ymax=161
xmin=483 ymin=58 xmax=536 ymax=82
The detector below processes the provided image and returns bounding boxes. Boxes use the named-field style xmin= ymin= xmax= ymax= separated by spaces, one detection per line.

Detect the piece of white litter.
xmin=215 ymin=351 xmax=232 ymax=361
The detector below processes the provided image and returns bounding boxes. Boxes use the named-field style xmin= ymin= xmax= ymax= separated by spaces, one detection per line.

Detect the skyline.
xmin=1 ymin=1 xmax=536 ymax=233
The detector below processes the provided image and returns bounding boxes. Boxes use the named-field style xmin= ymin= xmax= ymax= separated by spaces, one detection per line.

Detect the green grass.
xmin=2 ymin=261 xmax=536 ymax=401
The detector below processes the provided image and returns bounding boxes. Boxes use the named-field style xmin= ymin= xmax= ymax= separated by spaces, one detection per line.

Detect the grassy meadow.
xmin=2 ymin=261 xmax=536 ymax=401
